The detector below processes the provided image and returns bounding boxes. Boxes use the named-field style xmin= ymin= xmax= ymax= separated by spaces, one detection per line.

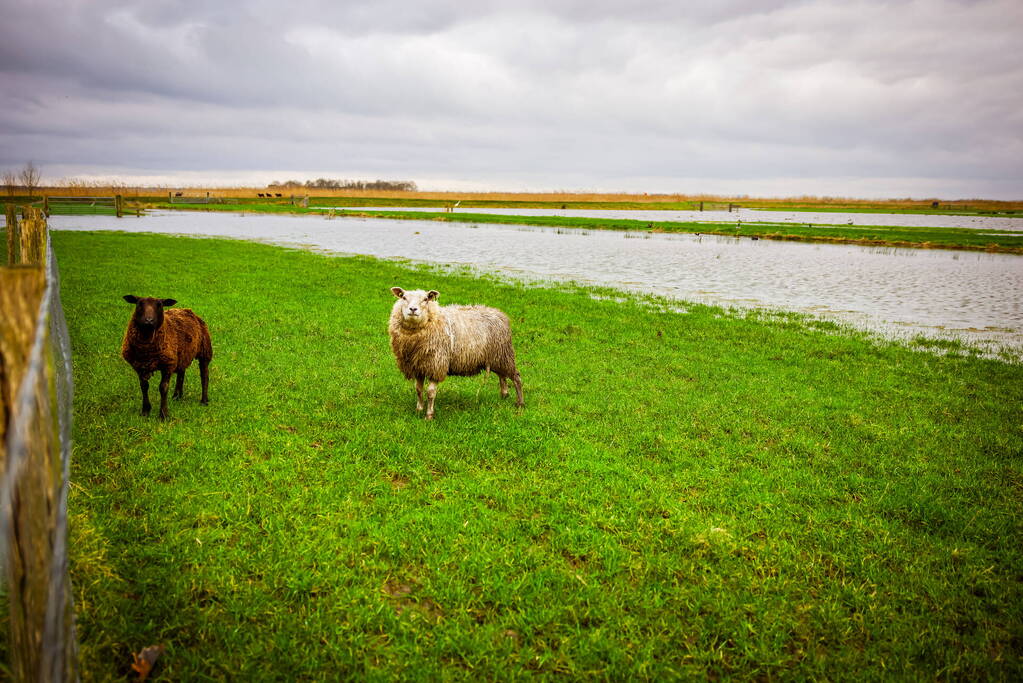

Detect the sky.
xmin=1 ymin=0 xmax=1021 ymax=199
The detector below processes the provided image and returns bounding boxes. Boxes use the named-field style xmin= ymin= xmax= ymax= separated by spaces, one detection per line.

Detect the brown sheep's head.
xmin=124 ymin=295 xmax=177 ymax=331
xmin=391 ymin=287 xmax=438 ymax=327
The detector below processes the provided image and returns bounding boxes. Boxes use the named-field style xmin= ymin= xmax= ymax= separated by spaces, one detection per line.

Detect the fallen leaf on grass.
xmin=131 ymin=644 xmax=165 ymax=681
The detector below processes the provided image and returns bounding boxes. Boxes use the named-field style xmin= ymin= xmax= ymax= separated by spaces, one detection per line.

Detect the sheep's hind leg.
xmin=199 ymin=357 xmax=210 ymax=405
xmin=173 ymin=369 xmax=185 ymax=399
xmin=158 ymin=369 xmax=172 ymax=420
xmin=499 ymin=375 xmax=509 ymax=399
xmin=512 ymin=371 xmax=524 ymax=408
xmin=415 ymin=377 xmax=425 ymax=412
xmin=425 ymin=380 xmax=439 ymax=420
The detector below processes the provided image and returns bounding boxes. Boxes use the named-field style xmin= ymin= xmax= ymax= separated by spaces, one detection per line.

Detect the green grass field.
xmin=25 ymin=231 xmax=1023 ymax=678
xmin=149 ymin=202 xmax=1023 ymax=253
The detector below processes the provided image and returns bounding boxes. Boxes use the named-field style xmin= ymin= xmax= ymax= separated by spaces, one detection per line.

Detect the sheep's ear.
xmin=391 ymin=287 xmax=405 ymax=298
xmin=123 ymin=295 xmax=139 ymax=304
xmin=427 ymin=290 xmax=439 ymax=301
xmin=161 ymin=299 xmax=177 ymax=307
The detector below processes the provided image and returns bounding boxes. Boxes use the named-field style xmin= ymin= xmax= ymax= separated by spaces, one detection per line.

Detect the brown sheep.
xmin=389 ymin=287 xmax=523 ymax=420
xmin=121 ymin=295 xmax=213 ymax=420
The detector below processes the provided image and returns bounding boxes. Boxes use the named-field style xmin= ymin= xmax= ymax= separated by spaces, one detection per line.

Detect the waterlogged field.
xmin=325 ymin=206 xmax=1023 ymax=232
xmin=49 ymin=212 xmax=1023 ymax=355
xmin=147 ymin=201 xmax=1023 ymax=253
xmin=39 ymin=230 xmax=1023 ymax=679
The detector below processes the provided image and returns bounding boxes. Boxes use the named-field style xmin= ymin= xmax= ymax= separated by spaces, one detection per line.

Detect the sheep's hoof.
xmin=201 ymin=398 xmax=209 ymax=406
xmin=425 ymin=413 xmax=435 ymax=421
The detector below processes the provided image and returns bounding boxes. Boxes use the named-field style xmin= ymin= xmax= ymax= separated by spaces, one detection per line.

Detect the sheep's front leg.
xmin=173 ymin=369 xmax=185 ymax=399
xmin=425 ymin=380 xmax=439 ymax=420
xmin=138 ymin=374 xmax=152 ymax=416
xmin=158 ymin=369 xmax=172 ymax=420
xmin=415 ymin=377 xmax=425 ymax=412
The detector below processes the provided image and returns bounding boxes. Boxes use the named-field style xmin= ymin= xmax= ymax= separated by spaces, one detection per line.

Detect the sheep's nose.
xmin=143 ymin=316 xmax=155 ymax=324
xmin=408 ymin=306 xmax=418 ymax=314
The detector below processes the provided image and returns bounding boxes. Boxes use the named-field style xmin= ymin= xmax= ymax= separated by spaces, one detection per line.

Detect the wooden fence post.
xmin=5 ymin=205 xmax=18 ymax=265
xmin=14 ymin=208 xmax=45 ymax=265
xmin=43 ymin=196 xmax=50 ymax=218
xmin=0 ymin=208 xmax=78 ymax=680
xmin=115 ymin=195 xmax=123 ymax=218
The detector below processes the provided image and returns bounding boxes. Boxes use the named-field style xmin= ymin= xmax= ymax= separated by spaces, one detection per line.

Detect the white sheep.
xmin=389 ymin=287 xmax=523 ymax=419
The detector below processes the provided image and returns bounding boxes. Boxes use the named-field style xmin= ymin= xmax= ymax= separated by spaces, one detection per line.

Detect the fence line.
xmin=167 ymin=191 xmax=227 ymax=204
xmin=43 ymin=196 xmax=128 ymax=217
xmin=1 ymin=206 xmax=78 ymax=681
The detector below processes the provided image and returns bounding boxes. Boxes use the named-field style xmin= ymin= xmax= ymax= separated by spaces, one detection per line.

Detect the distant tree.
xmin=267 ymin=177 xmax=417 ymax=192
xmin=19 ymin=161 xmax=41 ymax=199
xmin=2 ymin=170 xmax=17 ymax=197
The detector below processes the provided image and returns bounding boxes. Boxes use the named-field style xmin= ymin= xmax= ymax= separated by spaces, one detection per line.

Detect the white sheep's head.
xmin=391 ymin=287 xmax=439 ymax=326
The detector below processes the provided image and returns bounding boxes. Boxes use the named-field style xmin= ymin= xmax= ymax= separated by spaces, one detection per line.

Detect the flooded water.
xmin=48 ymin=211 xmax=1023 ymax=355
xmin=329 ymin=206 xmax=1023 ymax=232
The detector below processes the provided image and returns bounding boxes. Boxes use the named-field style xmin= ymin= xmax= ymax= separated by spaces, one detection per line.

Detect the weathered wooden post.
xmin=115 ymin=194 xmax=123 ymax=218
xmin=699 ymin=201 xmax=703 ymax=212
xmin=17 ymin=208 xmax=45 ymax=264
xmin=42 ymin=196 xmax=50 ymax=217
xmin=0 ymin=208 xmax=78 ymax=681
xmin=5 ymin=205 xmax=18 ymax=265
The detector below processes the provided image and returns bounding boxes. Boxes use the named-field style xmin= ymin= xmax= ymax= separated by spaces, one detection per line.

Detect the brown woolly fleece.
xmin=121 ymin=309 xmax=213 ymax=377
xmin=122 ymin=299 xmax=213 ymax=419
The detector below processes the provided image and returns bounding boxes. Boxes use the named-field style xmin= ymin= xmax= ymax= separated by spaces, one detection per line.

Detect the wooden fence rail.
xmin=43 ymin=196 xmax=127 ymax=217
xmin=1 ymin=206 xmax=78 ymax=681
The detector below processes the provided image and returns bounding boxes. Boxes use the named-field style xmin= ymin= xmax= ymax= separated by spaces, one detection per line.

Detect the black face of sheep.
xmin=124 ymin=295 xmax=176 ymax=332
xmin=389 ymin=287 xmax=523 ymax=420
xmin=122 ymin=295 xmax=214 ymax=420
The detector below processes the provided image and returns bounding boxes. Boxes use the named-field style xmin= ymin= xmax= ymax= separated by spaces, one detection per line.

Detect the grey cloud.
xmin=1 ymin=0 xmax=1021 ymax=197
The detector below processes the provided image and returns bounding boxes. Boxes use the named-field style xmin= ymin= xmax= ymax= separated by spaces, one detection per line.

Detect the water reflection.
xmin=49 ymin=211 xmax=1023 ymax=355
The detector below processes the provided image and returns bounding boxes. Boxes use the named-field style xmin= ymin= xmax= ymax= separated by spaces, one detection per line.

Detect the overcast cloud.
xmin=1 ymin=0 xmax=1021 ymax=197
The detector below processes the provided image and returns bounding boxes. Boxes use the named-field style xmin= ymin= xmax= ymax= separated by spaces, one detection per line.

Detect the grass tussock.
xmin=13 ymin=231 xmax=1022 ymax=679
